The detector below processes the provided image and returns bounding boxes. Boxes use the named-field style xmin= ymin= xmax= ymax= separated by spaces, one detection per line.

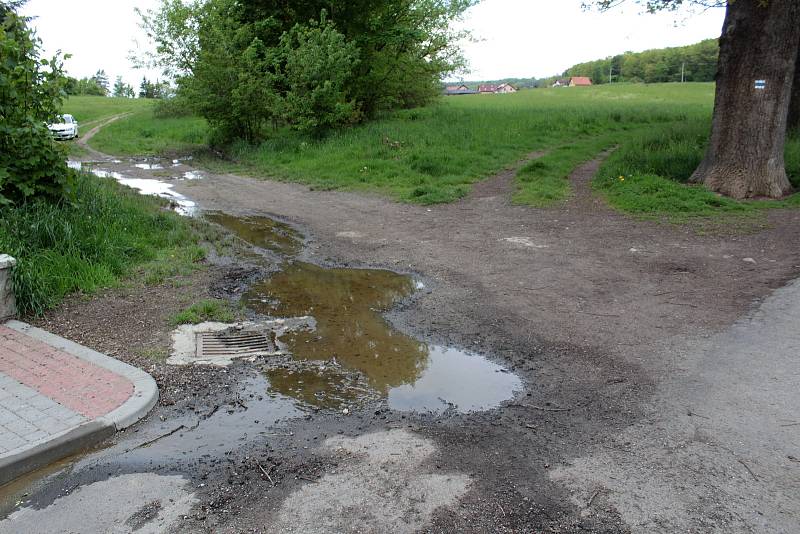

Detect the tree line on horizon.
xmin=456 ymin=38 xmax=719 ymax=89
xmin=64 ymin=69 xmax=171 ymax=99
xmin=564 ymin=38 xmax=718 ymax=85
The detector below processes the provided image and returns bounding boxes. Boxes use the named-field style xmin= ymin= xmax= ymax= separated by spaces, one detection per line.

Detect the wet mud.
xmin=2 ymin=151 xmax=734 ymax=532
xmin=207 ymin=210 xmax=522 ymax=414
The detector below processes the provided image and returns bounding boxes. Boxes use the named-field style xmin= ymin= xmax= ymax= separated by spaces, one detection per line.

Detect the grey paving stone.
xmin=16 ymin=407 xmax=48 ymax=424
xmin=4 ymin=418 xmax=37 ymax=437
xmin=21 ymin=430 xmax=48 ymax=442
xmin=0 ymin=431 xmax=26 ymax=451
xmin=42 ymin=404 xmax=78 ymax=420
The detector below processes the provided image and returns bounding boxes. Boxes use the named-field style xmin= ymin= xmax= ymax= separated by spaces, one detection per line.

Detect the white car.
xmin=48 ymin=114 xmax=79 ymax=140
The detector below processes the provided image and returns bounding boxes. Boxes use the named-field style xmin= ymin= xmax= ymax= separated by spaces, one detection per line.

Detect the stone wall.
xmin=0 ymin=255 xmax=17 ymax=320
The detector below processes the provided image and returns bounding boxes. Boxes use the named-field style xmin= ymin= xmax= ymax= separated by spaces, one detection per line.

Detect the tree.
xmin=136 ymin=0 xmax=475 ymax=143
xmin=0 ymin=0 xmax=71 ymax=203
xmin=112 ymin=75 xmax=134 ymax=98
xmin=277 ymin=16 xmax=359 ymax=136
xmin=91 ymin=69 xmax=109 ymax=96
xmin=564 ymin=39 xmax=719 ymax=85
xmin=690 ymin=1 xmax=798 ymax=198
xmin=591 ymin=0 xmax=800 ymax=199
xmin=789 ymin=53 xmax=800 ymax=133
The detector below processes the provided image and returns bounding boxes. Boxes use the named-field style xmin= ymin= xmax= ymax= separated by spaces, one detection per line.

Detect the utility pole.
xmin=681 ymin=62 xmax=685 ymax=83
xmin=609 ymin=63 xmax=613 ymax=84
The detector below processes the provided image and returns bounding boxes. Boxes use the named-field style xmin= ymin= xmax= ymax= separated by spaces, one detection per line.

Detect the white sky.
xmin=22 ymin=0 xmax=725 ymax=87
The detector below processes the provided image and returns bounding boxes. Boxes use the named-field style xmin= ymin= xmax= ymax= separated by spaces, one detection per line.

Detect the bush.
xmin=277 ymin=18 xmax=360 ymax=136
xmin=0 ymin=3 xmax=72 ymax=203
xmin=153 ymin=96 xmax=195 ymax=118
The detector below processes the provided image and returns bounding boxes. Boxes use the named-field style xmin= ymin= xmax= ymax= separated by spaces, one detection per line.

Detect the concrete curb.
xmin=0 ymin=321 xmax=158 ymax=485
xmin=0 ymin=421 xmax=114 ymax=487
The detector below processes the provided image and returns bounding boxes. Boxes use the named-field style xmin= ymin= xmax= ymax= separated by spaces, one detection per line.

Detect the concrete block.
xmin=0 ymin=255 xmax=17 ymax=320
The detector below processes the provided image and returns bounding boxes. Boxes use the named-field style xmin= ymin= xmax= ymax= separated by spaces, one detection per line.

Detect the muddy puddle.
xmin=66 ymin=160 xmax=521 ymax=413
xmin=206 ymin=212 xmax=302 ymax=256
xmin=134 ymin=162 xmax=164 ymax=170
xmin=71 ymin=161 xmax=198 ymax=216
xmin=209 ymin=213 xmax=522 ymax=414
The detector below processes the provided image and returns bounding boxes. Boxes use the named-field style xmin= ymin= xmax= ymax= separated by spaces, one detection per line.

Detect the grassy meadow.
xmin=67 ymin=83 xmax=800 ymax=216
xmin=64 ymin=96 xmax=153 ymax=129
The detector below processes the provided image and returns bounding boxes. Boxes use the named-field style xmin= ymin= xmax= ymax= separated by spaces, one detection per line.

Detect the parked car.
xmin=48 ymin=114 xmax=79 ymax=140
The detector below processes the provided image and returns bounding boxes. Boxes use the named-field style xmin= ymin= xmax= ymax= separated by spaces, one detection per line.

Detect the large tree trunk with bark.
xmin=691 ymin=0 xmax=800 ymax=199
xmin=789 ymin=52 xmax=800 ymax=134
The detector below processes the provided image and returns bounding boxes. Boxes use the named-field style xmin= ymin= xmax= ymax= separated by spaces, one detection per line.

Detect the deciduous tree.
xmin=590 ymin=0 xmax=800 ymax=199
xmin=91 ymin=69 xmax=109 ymax=96
xmin=136 ymin=0 xmax=475 ymax=143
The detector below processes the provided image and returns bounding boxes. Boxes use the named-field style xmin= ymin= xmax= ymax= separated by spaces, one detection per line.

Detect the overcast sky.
xmin=22 ymin=0 xmax=725 ymax=87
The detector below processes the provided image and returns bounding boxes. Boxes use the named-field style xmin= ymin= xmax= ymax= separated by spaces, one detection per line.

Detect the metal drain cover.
xmin=196 ymin=330 xmax=276 ymax=359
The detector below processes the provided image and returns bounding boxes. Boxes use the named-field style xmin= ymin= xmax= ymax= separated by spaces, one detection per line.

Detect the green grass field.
xmin=67 ymin=84 xmax=800 ymax=217
xmin=215 ymin=83 xmax=715 ymax=204
xmin=64 ymin=96 xmax=153 ymax=129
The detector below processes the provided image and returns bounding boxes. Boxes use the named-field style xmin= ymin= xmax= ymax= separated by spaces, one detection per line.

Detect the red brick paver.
xmin=0 ymin=325 xmax=133 ymax=419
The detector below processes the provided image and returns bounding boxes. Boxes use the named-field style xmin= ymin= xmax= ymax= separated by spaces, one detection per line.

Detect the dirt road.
xmin=2 ymin=151 xmax=798 ymax=533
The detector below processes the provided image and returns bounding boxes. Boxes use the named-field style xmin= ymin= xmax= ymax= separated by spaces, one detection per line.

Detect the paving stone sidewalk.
xmin=0 ymin=321 xmax=158 ymax=485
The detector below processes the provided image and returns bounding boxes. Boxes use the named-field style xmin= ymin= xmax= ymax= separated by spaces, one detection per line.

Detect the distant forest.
xmin=455 ymin=38 xmax=718 ymax=89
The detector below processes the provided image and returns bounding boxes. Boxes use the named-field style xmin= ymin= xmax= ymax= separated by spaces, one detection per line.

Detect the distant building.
xmin=552 ymin=77 xmax=593 ymax=87
xmin=443 ymin=84 xmax=477 ymax=95
xmin=569 ymin=76 xmax=592 ymax=87
xmin=476 ymin=83 xmax=517 ymax=94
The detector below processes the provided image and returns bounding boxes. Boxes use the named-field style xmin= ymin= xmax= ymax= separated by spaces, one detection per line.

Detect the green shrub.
xmin=0 ymin=3 xmax=72 ymax=203
xmin=153 ymin=96 xmax=195 ymax=118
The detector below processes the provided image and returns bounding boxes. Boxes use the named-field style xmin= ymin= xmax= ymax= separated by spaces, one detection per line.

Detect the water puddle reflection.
xmin=134 ymin=162 xmax=164 ymax=170
xmin=209 ymin=213 xmax=522 ymax=414
xmin=387 ymin=346 xmax=521 ymax=413
xmin=205 ymin=212 xmax=302 ymax=256
xmin=90 ymin=168 xmax=197 ymax=216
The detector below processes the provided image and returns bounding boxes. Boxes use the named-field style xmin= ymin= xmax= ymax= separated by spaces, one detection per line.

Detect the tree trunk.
xmin=789 ymin=51 xmax=800 ymax=134
xmin=691 ymin=0 xmax=800 ymax=199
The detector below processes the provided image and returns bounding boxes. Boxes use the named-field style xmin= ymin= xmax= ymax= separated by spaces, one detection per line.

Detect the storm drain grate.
xmin=196 ymin=331 xmax=276 ymax=359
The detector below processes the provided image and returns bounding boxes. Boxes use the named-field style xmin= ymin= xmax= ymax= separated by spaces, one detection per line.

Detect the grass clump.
xmin=169 ymin=299 xmax=238 ymax=326
xmin=594 ymin=123 xmax=800 ymax=220
xmin=0 ymin=173 xmax=206 ymax=316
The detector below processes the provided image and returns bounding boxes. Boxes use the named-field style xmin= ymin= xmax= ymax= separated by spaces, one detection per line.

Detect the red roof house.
xmin=569 ymin=77 xmax=593 ymax=87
